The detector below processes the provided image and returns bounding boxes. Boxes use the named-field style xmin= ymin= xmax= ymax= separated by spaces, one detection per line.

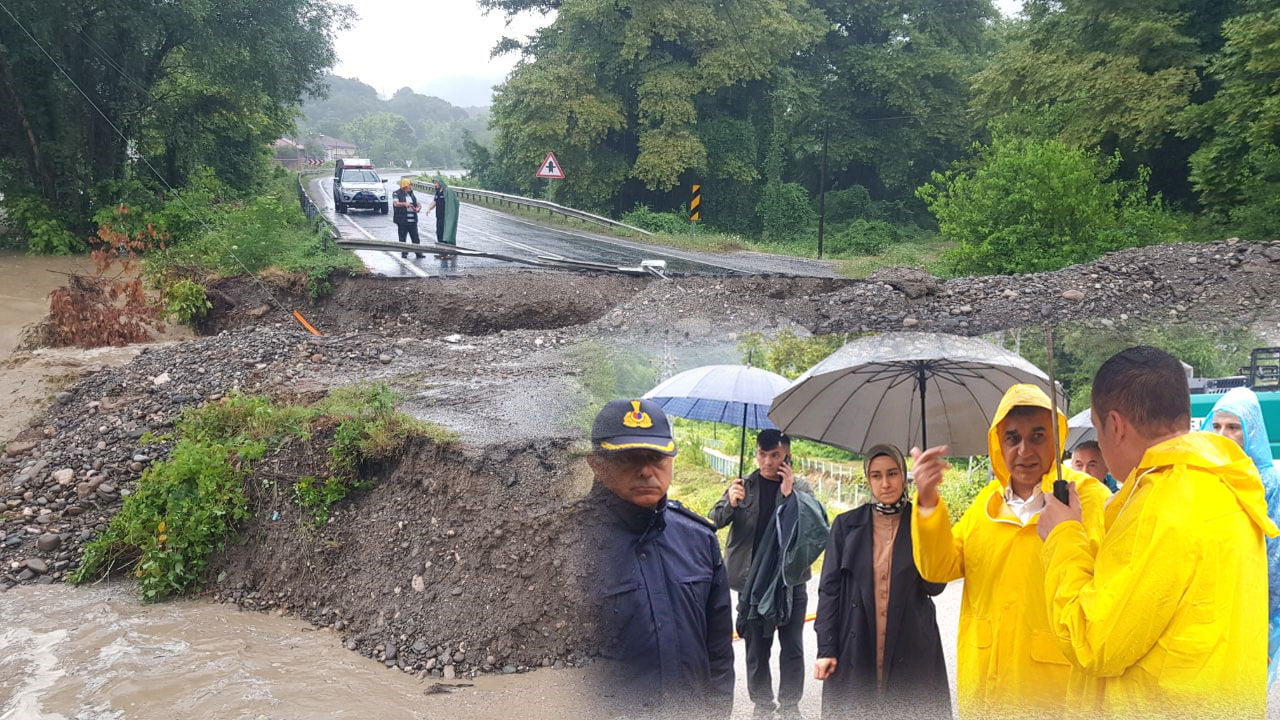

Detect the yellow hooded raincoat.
xmin=911 ymin=383 xmax=1111 ymax=718
xmin=1041 ymin=431 xmax=1280 ymax=719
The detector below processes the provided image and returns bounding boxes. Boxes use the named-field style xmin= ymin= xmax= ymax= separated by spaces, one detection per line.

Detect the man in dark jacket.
xmin=709 ymin=430 xmax=816 ymax=719
xmin=581 ymin=398 xmax=735 ymax=718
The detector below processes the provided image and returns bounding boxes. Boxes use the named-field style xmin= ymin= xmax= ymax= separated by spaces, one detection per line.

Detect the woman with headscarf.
xmin=813 ymin=444 xmax=951 ymax=720
xmin=1205 ymin=387 xmax=1280 ymax=686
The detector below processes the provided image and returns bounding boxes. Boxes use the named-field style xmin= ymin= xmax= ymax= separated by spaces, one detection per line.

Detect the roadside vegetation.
xmin=465 ymin=0 xmax=1279 ymax=276
xmin=70 ymin=383 xmax=453 ymax=601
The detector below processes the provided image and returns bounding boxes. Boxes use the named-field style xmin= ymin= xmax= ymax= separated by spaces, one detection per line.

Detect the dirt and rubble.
xmin=2 ymin=235 xmax=1279 ymax=683
xmin=202 ymin=237 xmax=1280 ymax=345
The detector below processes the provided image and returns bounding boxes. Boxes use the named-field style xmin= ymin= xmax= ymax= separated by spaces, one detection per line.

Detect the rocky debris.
xmin=4 ymin=234 xmax=1279 ymax=673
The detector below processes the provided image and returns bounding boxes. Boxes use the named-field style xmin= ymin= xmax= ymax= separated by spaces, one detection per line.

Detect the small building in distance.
xmin=314 ymin=134 xmax=359 ymax=161
xmin=272 ymin=137 xmax=304 ymax=170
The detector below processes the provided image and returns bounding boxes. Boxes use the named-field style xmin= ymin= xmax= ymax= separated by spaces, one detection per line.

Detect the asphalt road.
xmin=308 ymin=175 xmax=742 ymax=277
xmin=728 ymin=577 xmax=962 ymax=719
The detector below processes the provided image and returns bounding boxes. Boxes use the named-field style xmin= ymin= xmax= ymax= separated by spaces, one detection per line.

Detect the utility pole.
xmin=817 ymin=123 xmax=829 ymax=259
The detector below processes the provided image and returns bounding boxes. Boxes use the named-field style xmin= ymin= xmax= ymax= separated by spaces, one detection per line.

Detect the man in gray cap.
xmin=579 ymin=398 xmax=735 ymax=718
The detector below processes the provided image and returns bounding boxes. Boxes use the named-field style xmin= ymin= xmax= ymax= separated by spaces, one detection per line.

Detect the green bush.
xmin=143 ymin=172 xmax=361 ymax=297
xmin=161 ymin=279 xmax=213 ymax=325
xmin=824 ymin=219 xmax=911 ymax=256
xmin=918 ymin=134 xmax=1183 ymax=275
xmin=757 ymin=182 xmax=815 ymax=244
xmin=71 ymin=384 xmax=448 ymax=600
xmin=821 ymin=186 xmax=874 ymax=223
xmin=4 ymin=196 xmax=86 ymax=255
xmin=622 ymin=204 xmax=699 ymax=235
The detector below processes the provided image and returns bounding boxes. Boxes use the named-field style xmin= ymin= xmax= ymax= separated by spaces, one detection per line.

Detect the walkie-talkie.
xmin=1045 ymin=325 xmax=1069 ymax=506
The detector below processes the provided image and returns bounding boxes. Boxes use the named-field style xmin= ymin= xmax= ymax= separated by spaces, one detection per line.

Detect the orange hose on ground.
xmin=292 ymin=310 xmax=323 ymax=336
xmin=731 ymin=613 xmax=817 ymax=641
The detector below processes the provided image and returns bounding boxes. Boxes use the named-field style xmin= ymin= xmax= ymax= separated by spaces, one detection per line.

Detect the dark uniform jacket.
xmin=814 ymin=503 xmax=951 ymax=720
xmin=581 ymin=484 xmax=734 ymax=718
xmin=392 ymin=187 xmax=418 ymax=225
xmin=708 ymin=470 xmax=815 ymax=591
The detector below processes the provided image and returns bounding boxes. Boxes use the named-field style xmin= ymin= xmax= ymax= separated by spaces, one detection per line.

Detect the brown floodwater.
xmin=0 ymin=584 xmax=591 ymax=720
xmin=0 ymin=252 xmax=95 ymax=358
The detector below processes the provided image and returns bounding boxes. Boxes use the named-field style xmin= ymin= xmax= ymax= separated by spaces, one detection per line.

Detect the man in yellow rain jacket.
xmin=1039 ymin=346 xmax=1280 ymax=719
xmin=910 ymin=383 xmax=1111 ymax=718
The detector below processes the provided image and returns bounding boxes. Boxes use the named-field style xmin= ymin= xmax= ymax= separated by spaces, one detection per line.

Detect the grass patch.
xmin=833 ymin=236 xmax=956 ymax=279
xmin=70 ymin=383 xmax=451 ymax=601
xmin=142 ymin=169 xmax=364 ymax=302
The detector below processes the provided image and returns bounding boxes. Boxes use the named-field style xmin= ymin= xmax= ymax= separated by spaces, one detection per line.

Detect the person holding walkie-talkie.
xmin=909 ymin=384 xmax=1111 ymax=719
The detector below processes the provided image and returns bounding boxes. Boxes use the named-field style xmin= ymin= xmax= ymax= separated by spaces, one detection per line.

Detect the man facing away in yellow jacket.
xmin=910 ymin=383 xmax=1112 ymax=718
xmin=1039 ymin=346 xmax=1280 ymax=719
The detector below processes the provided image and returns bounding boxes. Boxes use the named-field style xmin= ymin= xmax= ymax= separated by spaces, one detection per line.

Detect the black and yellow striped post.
xmin=690 ymin=184 xmax=702 ymax=223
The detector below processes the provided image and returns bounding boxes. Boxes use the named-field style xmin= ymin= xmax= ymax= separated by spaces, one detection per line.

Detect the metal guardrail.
xmin=410 ymin=180 xmax=654 ymax=237
xmin=297 ymin=172 xmax=339 ymax=249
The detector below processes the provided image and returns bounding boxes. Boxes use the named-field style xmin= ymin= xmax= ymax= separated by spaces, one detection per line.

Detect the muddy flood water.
xmin=0 ymin=584 xmax=588 ymax=720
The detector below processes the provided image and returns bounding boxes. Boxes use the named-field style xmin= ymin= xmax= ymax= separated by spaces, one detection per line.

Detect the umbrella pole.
xmin=738 ymin=402 xmax=749 ymax=478
xmin=1045 ymin=325 xmax=1068 ymax=504
xmin=918 ymin=365 xmax=928 ymax=449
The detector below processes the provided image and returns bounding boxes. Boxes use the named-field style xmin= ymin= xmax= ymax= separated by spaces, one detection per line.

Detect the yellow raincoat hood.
xmin=987 ymin=383 xmax=1071 ymax=492
xmin=1122 ymin=430 xmax=1279 ymax=537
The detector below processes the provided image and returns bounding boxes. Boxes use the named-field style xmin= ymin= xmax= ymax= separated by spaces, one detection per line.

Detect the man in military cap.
xmin=580 ymin=398 xmax=735 ymax=719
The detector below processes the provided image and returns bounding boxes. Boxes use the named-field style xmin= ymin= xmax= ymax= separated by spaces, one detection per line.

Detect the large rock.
xmin=866 ymin=267 xmax=941 ymax=300
xmin=36 ymin=534 xmax=61 ymax=552
xmin=4 ymin=441 xmax=36 ymax=457
xmin=25 ymin=558 xmax=48 ymax=574
xmin=52 ymin=469 xmax=75 ymax=485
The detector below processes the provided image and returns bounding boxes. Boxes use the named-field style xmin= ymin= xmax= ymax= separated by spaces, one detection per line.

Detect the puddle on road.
xmin=0 ymin=584 xmax=590 ymax=720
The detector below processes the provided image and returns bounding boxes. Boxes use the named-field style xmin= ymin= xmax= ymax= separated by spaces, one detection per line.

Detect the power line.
xmin=0 ymin=1 xmax=319 ymax=333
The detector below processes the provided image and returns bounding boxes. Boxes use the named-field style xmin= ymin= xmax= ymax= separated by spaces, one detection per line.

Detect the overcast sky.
xmin=331 ymin=0 xmax=1025 ymax=108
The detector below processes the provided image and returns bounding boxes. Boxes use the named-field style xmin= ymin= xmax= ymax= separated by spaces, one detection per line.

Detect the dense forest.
xmin=296 ymin=75 xmax=490 ymax=169
xmin=469 ymin=0 xmax=1280 ymax=274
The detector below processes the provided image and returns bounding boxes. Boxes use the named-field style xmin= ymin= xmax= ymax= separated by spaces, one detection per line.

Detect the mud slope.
xmin=208 ymin=434 xmax=594 ymax=678
xmin=205 ymin=271 xmax=650 ymax=337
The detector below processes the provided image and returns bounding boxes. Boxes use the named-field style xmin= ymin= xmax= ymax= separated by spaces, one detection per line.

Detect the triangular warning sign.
xmin=535 ymin=152 xmax=565 ymax=180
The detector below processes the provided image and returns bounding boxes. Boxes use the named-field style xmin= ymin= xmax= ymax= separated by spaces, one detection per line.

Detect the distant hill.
xmin=297 ymin=75 xmax=490 ymax=168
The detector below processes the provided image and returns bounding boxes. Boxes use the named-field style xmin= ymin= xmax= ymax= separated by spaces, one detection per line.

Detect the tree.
xmin=342 ymin=112 xmax=417 ymax=167
xmin=0 ymin=0 xmax=350 ymax=247
xmin=792 ymin=0 xmax=998 ymax=198
xmin=487 ymin=0 xmax=827 ymax=211
xmin=917 ymin=129 xmax=1182 ymax=275
xmin=1184 ymin=4 xmax=1280 ymax=238
xmin=969 ymin=0 xmax=1248 ymax=204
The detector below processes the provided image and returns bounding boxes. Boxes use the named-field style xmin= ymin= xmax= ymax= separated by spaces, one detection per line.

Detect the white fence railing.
xmin=700 ymin=447 xmax=864 ymax=507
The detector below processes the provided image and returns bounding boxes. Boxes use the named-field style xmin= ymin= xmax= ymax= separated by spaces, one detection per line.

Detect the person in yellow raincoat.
xmin=1038 ymin=346 xmax=1280 ymax=719
xmin=910 ymin=383 xmax=1111 ymax=718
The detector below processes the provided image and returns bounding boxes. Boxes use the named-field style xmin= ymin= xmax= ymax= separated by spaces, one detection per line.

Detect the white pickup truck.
xmin=332 ymin=158 xmax=388 ymax=214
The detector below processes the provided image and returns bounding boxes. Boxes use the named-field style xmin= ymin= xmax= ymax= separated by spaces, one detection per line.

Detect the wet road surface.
xmin=308 ymin=175 xmax=742 ymax=277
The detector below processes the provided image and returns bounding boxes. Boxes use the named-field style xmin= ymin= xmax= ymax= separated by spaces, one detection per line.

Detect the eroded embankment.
xmin=202 ymin=238 xmax=1280 ymax=344
xmin=209 ymin=435 xmax=596 ymax=678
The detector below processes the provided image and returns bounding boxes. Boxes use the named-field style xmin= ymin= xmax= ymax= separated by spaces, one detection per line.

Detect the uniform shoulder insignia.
xmin=666 ymin=500 xmax=716 ymax=530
